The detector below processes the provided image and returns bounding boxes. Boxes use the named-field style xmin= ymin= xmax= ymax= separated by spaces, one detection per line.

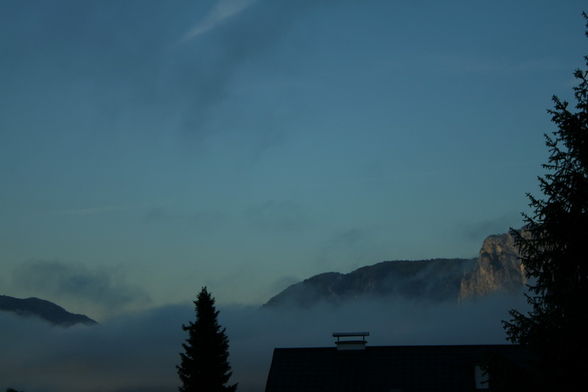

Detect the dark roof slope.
xmin=265 ymin=345 xmax=529 ymax=392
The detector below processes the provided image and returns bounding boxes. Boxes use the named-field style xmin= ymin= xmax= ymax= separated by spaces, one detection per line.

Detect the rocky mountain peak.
xmin=458 ymin=232 xmax=526 ymax=300
xmin=265 ymin=231 xmax=527 ymax=308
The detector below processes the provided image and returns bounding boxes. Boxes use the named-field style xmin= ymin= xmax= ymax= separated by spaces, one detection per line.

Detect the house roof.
xmin=264 ymin=344 xmax=529 ymax=392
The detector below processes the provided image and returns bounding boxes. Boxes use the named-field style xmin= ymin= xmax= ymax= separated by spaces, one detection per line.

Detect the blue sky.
xmin=1 ymin=0 xmax=586 ymax=317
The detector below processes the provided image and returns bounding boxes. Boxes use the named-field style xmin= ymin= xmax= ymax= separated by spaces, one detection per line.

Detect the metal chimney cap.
xmin=332 ymin=332 xmax=369 ymax=350
xmin=332 ymin=332 xmax=370 ymax=337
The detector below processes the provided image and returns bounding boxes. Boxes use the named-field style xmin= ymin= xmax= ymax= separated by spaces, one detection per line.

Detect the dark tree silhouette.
xmin=177 ymin=287 xmax=237 ymax=392
xmin=504 ymin=13 xmax=588 ymax=390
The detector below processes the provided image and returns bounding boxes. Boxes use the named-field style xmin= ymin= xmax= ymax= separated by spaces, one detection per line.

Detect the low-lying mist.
xmin=0 ymin=293 xmax=528 ymax=392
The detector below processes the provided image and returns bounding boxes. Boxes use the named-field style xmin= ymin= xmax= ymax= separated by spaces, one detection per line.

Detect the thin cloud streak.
xmin=182 ymin=0 xmax=258 ymax=42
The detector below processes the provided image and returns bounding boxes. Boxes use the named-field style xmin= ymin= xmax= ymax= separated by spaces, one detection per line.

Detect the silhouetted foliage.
xmin=504 ymin=12 xmax=588 ymax=391
xmin=480 ymin=352 xmax=541 ymax=392
xmin=177 ymin=287 xmax=237 ymax=392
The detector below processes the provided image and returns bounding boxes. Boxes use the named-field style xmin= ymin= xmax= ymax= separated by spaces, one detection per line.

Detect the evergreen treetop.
xmin=504 ymin=12 xmax=588 ymax=390
xmin=177 ymin=287 xmax=237 ymax=392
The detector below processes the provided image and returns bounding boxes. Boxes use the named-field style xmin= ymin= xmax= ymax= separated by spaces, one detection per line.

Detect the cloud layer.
xmin=0 ymin=293 xmax=528 ymax=392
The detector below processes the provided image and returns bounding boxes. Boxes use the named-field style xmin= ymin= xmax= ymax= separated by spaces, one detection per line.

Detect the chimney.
xmin=332 ymin=332 xmax=369 ymax=350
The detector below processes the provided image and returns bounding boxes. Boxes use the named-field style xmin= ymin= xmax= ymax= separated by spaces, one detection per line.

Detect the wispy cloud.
xmin=51 ymin=203 xmax=155 ymax=217
xmin=10 ymin=260 xmax=150 ymax=319
xmin=431 ymin=53 xmax=567 ymax=74
xmin=244 ymin=200 xmax=308 ymax=233
xmin=182 ymin=0 xmax=258 ymax=42
xmin=315 ymin=226 xmax=387 ymax=270
xmin=53 ymin=205 xmax=127 ymax=216
xmin=458 ymin=213 xmax=522 ymax=243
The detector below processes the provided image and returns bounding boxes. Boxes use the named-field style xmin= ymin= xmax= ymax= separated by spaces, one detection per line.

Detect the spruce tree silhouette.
xmin=177 ymin=287 xmax=237 ymax=392
xmin=503 ymin=12 xmax=588 ymax=391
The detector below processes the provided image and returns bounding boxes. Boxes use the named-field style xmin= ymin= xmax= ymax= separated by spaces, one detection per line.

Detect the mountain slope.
xmin=459 ymin=232 xmax=526 ymax=299
xmin=0 ymin=295 xmax=97 ymax=327
xmin=265 ymin=232 xmax=525 ymax=307
xmin=265 ymin=258 xmax=475 ymax=307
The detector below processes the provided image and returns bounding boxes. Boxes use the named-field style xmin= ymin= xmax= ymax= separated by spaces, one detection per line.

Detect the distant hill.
xmin=265 ymin=232 xmax=525 ymax=307
xmin=0 ymin=295 xmax=97 ymax=327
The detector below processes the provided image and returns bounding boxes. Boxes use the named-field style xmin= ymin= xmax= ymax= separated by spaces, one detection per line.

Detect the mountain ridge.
xmin=0 ymin=294 xmax=97 ymax=327
xmin=265 ymin=232 xmax=524 ymax=307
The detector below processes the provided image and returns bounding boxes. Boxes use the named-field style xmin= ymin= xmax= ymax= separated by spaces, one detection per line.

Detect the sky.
xmin=1 ymin=0 xmax=587 ymax=318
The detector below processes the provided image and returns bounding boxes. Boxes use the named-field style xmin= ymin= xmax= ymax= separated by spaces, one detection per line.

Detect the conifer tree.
xmin=177 ymin=287 xmax=237 ymax=392
xmin=503 ymin=13 xmax=588 ymax=390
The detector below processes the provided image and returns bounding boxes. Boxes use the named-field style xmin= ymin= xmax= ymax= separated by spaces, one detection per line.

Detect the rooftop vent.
xmin=332 ymin=331 xmax=369 ymax=350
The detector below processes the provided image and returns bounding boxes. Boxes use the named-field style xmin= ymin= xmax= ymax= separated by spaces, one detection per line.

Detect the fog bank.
xmin=0 ymin=294 xmax=528 ymax=392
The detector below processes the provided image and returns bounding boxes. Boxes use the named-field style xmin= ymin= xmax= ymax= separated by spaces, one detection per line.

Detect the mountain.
xmin=459 ymin=232 xmax=526 ymax=299
xmin=265 ymin=232 xmax=525 ymax=307
xmin=0 ymin=295 xmax=97 ymax=327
